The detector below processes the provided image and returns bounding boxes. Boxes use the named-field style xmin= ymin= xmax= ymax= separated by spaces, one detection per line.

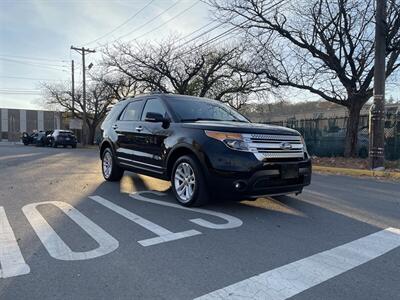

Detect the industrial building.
xmin=0 ymin=108 xmax=62 ymax=142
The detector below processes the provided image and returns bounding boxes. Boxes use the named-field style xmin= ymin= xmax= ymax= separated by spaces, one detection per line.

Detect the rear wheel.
xmin=171 ymin=155 xmax=209 ymax=207
xmin=102 ymin=148 xmax=124 ymax=181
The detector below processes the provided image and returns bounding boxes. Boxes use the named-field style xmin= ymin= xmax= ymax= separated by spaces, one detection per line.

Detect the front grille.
xmin=243 ymin=133 xmax=305 ymax=160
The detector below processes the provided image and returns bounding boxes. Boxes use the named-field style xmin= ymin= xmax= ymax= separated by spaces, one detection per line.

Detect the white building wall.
xmin=20 ymin=110 xmax=27 ymax=132
xmin=38 ymin=111 xmax=44 ymax=131
xmin=1 ymin=108 xmax=8 ymax=133
xmin=55 ymin=112 xmax=61 ymax=129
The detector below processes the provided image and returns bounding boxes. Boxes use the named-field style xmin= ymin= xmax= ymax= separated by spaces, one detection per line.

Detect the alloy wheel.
xmin=103 ymin=151 xmax=113 ymax=179
xmin=174 ymin=162 xmax=196 ymax=203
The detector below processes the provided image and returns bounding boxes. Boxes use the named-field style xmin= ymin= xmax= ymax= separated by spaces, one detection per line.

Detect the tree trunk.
xmin=88 ymin=125 xmax=96 ymax=145
xmin=344 ymin=102 xmax=363 ymax=157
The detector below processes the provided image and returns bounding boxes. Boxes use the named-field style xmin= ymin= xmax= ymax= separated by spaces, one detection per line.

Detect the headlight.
xmin=300 ymin=135 xmax=309 ymax=154
xmin=205 ymin=130 xmax=250 ymax=151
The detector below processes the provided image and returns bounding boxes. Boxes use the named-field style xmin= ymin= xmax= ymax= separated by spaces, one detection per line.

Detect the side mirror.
xmin=145 ymin=112 xmax=170 ymax=128
xmin=145 ymin=112 xmax=164 ymax=122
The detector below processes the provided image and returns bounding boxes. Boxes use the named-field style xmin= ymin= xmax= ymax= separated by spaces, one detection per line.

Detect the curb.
xmin=313 ymin=165 xmax=400 ymax=179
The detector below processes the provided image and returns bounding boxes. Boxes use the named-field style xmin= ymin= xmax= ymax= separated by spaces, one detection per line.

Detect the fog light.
xmin=234 ymin=181 xmax=247 ymax=191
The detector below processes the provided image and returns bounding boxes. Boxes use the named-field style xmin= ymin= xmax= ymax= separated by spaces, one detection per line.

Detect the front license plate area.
xmin=281 ymin=165 xmax=299 ymax=179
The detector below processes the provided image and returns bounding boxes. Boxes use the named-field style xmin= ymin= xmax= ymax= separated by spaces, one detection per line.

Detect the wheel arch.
xmin=166 ymin=144 xmax=210 ymax=179
xmin=99 ymin=139 xmax=115 ymax=159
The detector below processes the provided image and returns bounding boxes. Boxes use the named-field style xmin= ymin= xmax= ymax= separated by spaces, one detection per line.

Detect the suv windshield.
xmin=167 ymin=97 xmax=249 ymax=123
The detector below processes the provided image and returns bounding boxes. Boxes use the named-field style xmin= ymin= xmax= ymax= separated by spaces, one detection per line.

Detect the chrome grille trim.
xmin=254 ymin=152 xmax=305 ymax=160
xmin=242 ymin=133 xmax=304 ymax=160
xmin=244 ymin=134 xmax=302 ymax=141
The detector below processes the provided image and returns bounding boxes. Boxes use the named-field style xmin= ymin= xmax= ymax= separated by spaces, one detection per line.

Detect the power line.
xmin=0 ymin=88 xmax=42 ymax=95
xmin=175 ymin=0 xmax=288 ymax=55
xmin=0 ymin=88 xmax=41 ymax=91
xmin=176 ymin=20 xmax=248 ymax=58
xmin=0 ymin=75 xmax=63 ymax=81
xmin=85 ymin=0 xmax=156 ymax=46
xmin=176 ymin=21 xmax=228 ymax=46
xmin=0 ymin=58 xmax=68 ymax=71
xmin=0 ymin=54 xmax=66 ymax=63
xmin=175 ymin=20 xmax=217 ymax=43
xmin=95 ymin=0 xmax=182 ymax=49
xmin=132 ymin=1 xmax=200 ymax=41
xmin=0 ymin=57 xmax=67 ymax=68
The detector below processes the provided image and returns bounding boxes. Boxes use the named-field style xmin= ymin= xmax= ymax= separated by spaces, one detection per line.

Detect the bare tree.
xmin=90 ymin=69 xmax=144 ymax=100
xmin=208 ymin=0 xmax=400 ymax=157
xmin=102 ymin=39 xmax=267 ymax=109
xmin=42 ymin=80 xmax=116 ymax=144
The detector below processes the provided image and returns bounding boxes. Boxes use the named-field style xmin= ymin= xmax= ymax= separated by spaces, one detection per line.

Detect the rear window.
xmin=58 ymin=131 xmax=74 ymax=136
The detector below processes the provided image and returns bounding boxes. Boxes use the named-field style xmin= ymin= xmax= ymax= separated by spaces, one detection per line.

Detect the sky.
xmin=0 ymin=0 xmax=398 ymax=110
xmin=0 ymin=0 xmax=211 ymax=109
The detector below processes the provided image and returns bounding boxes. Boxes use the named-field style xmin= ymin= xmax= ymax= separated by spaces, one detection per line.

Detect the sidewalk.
xmin=313 ymin=165 xmax=400 ymax=180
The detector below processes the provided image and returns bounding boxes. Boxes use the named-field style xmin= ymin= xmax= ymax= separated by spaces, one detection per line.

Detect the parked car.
xmin=22 ymin=131 xmax=48 ymax=146
xmin=316 ymin=128 xmax=369 ymax=158
xmin=99 ymin=94 xmax=311 ymax=206
xmin=47 ymin=130 xmax=77 ymax=148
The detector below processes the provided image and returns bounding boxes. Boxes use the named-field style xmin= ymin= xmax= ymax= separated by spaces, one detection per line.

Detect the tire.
xmin=171 ymin=155 xmax=209 ymax=207
xmin=52 ymin=141 xmax=57 ymax=148
xmin=72 ymin=144 xmax=77 ymax=149
xmin=102 ymin=148 xmax=124 ymax=181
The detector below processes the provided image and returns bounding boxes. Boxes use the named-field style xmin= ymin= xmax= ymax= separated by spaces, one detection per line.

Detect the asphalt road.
xmin=0 ymin=145 xmax=399 ymax=300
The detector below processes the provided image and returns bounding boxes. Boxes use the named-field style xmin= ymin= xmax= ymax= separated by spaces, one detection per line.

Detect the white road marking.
xmin=0 ymin=207 xmax=30 ymax=278
xmin=22 ymin=201 xmax=119 ymax=261
xmin=130 ymin=191 xmax=243 ymax=230
xmin=195 ymin=227 xmax=400 ymax=300
xmin=0 ymin=153 xmax=41 ymax=161
xmin=89 ymin=195 xmax=201 ymax=247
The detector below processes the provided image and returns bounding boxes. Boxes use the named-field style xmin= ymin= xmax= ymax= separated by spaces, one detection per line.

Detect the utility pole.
xmin=71 ymin=59 xmax=75 ymax=118
xmin=369 ymin=0 xmax=386 ymax=170
xmin=70 ymin=46 xmax=96 ymax=146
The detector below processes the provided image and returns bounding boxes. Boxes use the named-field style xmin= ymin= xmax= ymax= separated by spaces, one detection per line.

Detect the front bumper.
xmin=207 ymin=159 xmax=312 ymax=199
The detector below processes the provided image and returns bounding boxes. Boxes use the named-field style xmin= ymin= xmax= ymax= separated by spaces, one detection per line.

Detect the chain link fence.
xmin=268 ymin=109 xmax=400 ymax=160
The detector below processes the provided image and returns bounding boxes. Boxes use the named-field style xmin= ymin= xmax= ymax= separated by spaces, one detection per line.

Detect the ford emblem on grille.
xmin=280 ymin=142 xmax=292 ymax=150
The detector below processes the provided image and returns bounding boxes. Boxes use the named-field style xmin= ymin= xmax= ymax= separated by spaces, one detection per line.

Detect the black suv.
xmin=100 ymin=94 xmax=311 ymax=206
xmin=48 ymin=130 xmax=77 ymax=148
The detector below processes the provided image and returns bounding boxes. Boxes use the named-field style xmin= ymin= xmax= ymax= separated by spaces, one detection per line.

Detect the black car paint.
xmin=47 ymin=130 xmax=78 ymax=147
xmin=100 ymin=94 xmax=311 ymax=199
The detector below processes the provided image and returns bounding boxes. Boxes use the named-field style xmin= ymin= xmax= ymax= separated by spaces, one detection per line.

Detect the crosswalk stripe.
xmin=0 ymin=207 xmax=30 ymax=278
xmin=195 ymin=227 xmax=400 ymax=300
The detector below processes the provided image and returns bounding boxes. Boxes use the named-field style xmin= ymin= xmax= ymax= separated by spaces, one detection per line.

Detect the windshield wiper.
xmin=180 ymin=118 xmax=223 ymax=122
xmin=228 ymin=119 xmax=248 ymax=123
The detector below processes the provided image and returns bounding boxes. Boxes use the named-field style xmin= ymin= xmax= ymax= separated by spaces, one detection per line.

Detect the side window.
xmin=120 ymin=101 xmax=143 ymax=121
xmin=141 ymin=98 xmax=167 ymax=121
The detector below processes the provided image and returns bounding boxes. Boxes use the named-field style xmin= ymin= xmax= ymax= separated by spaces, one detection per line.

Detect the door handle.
xmin=136 ymin=126 xmax=143 ymax=132
xmin=112 ymin=124 xmax=118 ymax=130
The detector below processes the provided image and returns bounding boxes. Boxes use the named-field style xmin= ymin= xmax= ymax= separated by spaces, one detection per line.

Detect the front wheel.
xmin=102 ymin=148 xmax=124 ymax=181
xmin=171 ymin=155 xmax=209 ymax=207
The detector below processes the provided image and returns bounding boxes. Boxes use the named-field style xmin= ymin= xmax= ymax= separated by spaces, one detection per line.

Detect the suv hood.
xmin=181 ymin=121 xmax=300 ymax=136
